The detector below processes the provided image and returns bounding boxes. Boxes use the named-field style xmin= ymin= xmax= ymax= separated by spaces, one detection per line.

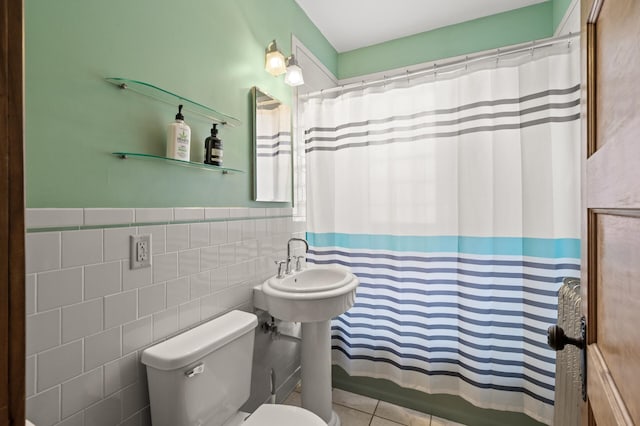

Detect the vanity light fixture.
xmin=284 ymin=54 xmax=304 ymax=87
xmin=265 ymin=40 xmax=286 ymax=76
xmin=265 ymin=40 xmax=305 ymax=86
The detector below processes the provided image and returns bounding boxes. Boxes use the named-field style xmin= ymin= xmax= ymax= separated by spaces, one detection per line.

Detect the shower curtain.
xmin=302 ymin=45 xmax=580 ymax=424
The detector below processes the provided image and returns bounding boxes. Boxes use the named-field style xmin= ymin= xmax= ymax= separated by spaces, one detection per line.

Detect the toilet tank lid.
xmin=141 ymin=310 xmax=258 ymax=370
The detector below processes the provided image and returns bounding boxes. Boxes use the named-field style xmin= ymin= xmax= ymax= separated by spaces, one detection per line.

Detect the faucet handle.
xmin=274 ymin=260 xmax=287 ymax=278
xmin=294 ymin=256 xmax=305 ymax=272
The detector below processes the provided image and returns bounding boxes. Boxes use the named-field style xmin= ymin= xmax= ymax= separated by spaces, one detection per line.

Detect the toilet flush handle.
xmin=184 ymin=363 xmax=205 ymax=378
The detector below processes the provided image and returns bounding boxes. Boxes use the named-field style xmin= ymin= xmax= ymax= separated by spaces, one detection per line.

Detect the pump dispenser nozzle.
xmin=211 ymin=123 xmax=218 ymax=135
xmin=175 ymin=104 xmax=184 ymax=121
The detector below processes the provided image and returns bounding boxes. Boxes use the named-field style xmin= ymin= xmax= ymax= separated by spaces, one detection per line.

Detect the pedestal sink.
xmin=254 ymin=265 xmax=359 ymax=426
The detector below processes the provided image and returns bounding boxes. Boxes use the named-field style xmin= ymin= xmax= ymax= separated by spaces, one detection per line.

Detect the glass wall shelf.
xmin=113 ymin=152 xmax=244 ymax=174
xmin=105 ymin=77 xmax=241 ymax=127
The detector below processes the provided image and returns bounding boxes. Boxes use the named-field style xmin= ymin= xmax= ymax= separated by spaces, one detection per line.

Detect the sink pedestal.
xmin=301 ymin=320 xmax=340 ymax=426
xmin=255 ymin=265 xmax=359 ymax=426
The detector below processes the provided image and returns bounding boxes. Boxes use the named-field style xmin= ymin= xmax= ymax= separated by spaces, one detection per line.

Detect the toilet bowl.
xmin=235 ymin=405 xmax=325 ymax=426
xmin=141 ymin=310 xmax=326 ymax=426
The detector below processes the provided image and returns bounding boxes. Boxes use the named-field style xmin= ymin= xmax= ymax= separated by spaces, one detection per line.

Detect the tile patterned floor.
xmin=283 ymin=386 xmax=467 ymax=426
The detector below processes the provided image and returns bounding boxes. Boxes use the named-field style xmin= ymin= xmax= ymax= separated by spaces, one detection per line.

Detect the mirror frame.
xmin=251 ymin=86 xmax=293 ymax=202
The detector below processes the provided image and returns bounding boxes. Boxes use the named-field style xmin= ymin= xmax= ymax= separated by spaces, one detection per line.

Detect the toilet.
xmin=141 ymin=310 xmax=326 ymax=426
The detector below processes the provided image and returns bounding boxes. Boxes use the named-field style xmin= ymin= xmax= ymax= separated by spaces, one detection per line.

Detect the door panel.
xmin=582 ymin=0 xmax=640 ymax=424
xmin=587 ymin=347 xmax=634 ymax=426
xmin=595 ymin=214 xmax=640 ymax=423
xmin=594 ymin=0 xmax=640 ymax=151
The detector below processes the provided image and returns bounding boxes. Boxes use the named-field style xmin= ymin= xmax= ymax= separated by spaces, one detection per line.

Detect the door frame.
xmin=1 ymin=0 xmax=26 ymax=423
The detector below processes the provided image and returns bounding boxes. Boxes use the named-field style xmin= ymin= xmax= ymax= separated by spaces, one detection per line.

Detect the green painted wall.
xmin=333 ymin=366 xmax=545 ymax=426
xmin=553 ymin=0 xmax=574 ymax=30
xmin=25 ymin=0 xmax=576 ymax=208
xmin=25 ymin=0 xmax=337 ymax=207
xmin=337 ymin=2 xmax=554 ymax=80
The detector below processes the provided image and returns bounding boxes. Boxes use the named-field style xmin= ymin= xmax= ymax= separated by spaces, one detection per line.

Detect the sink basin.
xmin=256 ymin=265 xmax=359 ymax=322
xmin=269 ymin=267 xmax=354 ymax=293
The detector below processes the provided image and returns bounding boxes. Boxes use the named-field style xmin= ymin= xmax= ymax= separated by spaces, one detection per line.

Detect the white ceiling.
xmin=294 ymin=0 xmax=548 ymax=53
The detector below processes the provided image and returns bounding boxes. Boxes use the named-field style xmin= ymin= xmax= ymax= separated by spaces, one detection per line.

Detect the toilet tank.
xmin=141 ymin=310 xmax=258 ymax=426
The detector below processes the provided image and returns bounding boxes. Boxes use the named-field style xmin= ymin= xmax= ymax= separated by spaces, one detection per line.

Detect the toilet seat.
xmin=244 ymin=404 xmax=326 ymax=426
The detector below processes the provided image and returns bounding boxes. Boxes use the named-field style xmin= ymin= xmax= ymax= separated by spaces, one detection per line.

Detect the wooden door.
xmin=581 ymin=0 xmax=640 ymax=424
xmin=1 ymin=0 xmax=26 ymax=424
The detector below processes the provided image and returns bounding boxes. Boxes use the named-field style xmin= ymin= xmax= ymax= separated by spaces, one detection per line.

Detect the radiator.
xmin=553 ymin=277 xmax=582 ymax=426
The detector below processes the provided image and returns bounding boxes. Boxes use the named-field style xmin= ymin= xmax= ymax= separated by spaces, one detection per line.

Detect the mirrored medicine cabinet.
xmin=251 ymin=87 xmax=292 ymax=202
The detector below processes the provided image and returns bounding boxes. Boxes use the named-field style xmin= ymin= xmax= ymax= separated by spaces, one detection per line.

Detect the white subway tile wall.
xmin=173 ymin=207 xmax=205 ymax=222
xmin=204 ymin=207 xmax=230 ymax=220
xmin=84 ymin=209 xmax=134 ymax=227
xmin=26 ymin=232 xmax=61 ymax=274
xmin=104 ymin=228 xmax=135 ymax=262
xmin=26 ymin=208 xmax=84 ymax=229
xmin=25 ymin=208 xmax=296 ymax=426
xmin=61 ymin=229 xmax=103 ymax=268
xmin=133 ymin=208 xmax=173 ymax=224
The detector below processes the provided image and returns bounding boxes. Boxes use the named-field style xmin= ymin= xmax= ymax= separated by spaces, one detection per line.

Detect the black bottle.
xmin=204 ymin=123 xmax=223 ymax=166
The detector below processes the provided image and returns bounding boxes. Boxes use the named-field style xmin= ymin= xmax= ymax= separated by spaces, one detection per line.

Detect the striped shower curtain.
xmin=302 ymin=45 xmax=580 ymax=424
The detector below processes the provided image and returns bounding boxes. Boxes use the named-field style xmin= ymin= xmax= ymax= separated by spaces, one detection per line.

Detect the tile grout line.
xmin=369 ymin=400 xmax=380 ymax=426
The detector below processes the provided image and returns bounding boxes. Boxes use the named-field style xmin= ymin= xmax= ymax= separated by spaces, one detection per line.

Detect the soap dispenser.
xmin=166 ymin=104 xmax=191 ymax=161
xmin=204 ymin=123 xmax=223 ymax=166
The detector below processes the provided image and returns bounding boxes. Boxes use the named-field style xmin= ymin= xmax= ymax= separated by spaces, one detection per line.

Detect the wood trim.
xmin=1 ymin=0 xmax=11 ymax=421
xmin=587 ymin=345 xmax=634 ymax=426
xmin=585 ymin=209 xmax=598 ymax=344
xmin=590 ymin=209 xmax=640 ymax=217
xmin=587 ymin=0 xmax=604 ymax=23
xmin=1 ymin=0 xmax=26 ymax=424
xmin=8 ymin=0 xmax=25 ymax=418
xmin=579 ymin=0 xmax=591 ymax=346
xmin=588 ymin=402 xmax=597 ymax=426
xmin=586 ymin=22 xmax=596 ymax=158
xmin=581 ymin=1 xmax=599 ymax=425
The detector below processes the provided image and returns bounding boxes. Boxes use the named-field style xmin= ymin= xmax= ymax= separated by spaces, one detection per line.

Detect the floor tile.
xmin=332 ymin=388 xmax=379 ymax=414
xmin=332 ymin=403 xmax=373 ymax=426
xmin=431 ymin=415 xmax=467 ymax=426
xmin=282 ymin=391 xmax=301 ymax=407
xmin=375 ymin=401 xmax=431 ymax=425
xmin=371 ymin=416 xmax=405 ymax=426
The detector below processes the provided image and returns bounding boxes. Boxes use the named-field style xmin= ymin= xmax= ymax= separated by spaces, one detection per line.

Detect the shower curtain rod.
xmin=301 ymin=32 xmax=579 ymax=99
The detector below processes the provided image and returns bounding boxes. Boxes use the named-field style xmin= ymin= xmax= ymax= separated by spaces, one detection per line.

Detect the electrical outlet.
xmin=130 ymin=234 xmax=152 ymax=269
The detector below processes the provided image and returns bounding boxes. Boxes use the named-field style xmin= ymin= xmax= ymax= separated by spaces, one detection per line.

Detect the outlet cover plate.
xmin=130 ymin=234 xmax=152 ymax=269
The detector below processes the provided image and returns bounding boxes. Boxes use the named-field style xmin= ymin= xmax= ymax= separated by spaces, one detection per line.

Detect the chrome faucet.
xmin=286 ymin=238 xmax=309 ymax=274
